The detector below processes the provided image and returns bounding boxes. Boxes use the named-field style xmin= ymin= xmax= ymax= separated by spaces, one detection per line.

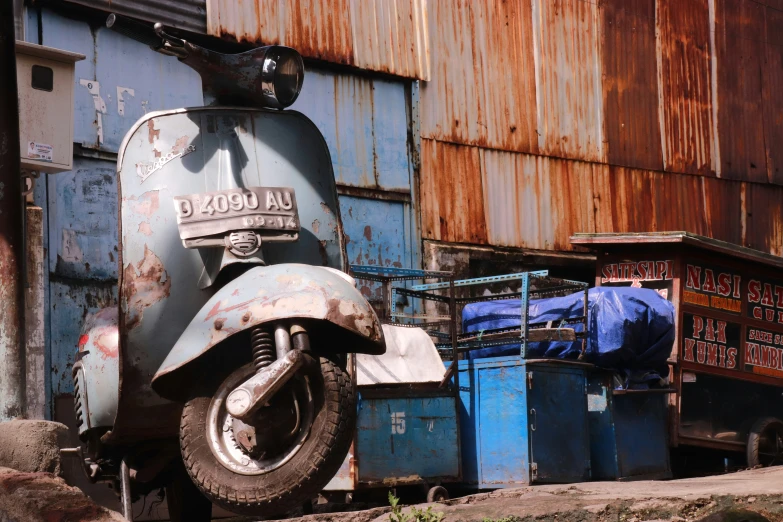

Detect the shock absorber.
xmin=250 ymin=326 xmax=275 ymax=371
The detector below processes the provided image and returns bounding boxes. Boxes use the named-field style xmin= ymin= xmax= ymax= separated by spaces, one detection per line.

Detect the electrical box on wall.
xmin=16 ymin=41 xmax=85 ymax=173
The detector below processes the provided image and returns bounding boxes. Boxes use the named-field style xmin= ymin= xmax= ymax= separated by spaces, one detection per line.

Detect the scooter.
xmin=71 ymin=14 xmax=384 ymax=521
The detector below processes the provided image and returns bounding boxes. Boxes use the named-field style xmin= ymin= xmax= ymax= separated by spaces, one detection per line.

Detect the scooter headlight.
xmin=261 ymin=47 xmax=304 ymax=109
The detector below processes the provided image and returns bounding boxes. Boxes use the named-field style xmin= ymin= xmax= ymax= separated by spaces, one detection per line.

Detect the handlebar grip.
xmin=106 ymin=14 xmax=163 ymax=48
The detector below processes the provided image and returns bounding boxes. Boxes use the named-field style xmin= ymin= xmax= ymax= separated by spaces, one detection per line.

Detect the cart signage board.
xmin=682 ymin=313 xmax=740 ymax=370
xmin=745 ymin=326 xmax=783 ymax=379
xmin=683 ymin=263 xmax=742 ymax=314
xmin=746 ymin=276 xmax=783 ymax=325
xmin=599 ymin=258 xmax=674 ymax=300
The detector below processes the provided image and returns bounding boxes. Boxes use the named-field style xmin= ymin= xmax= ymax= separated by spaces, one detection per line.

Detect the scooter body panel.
xmin=151 ymin=263 xmax=384 ymax=399
xmin=108 ymin=107 xmax=346 ymax=443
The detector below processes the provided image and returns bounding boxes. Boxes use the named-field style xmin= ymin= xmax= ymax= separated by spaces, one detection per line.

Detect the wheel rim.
xmin=206 ymin=363 xmax=315 ymax=476
xmin=758 ymin=424 xmax=783 ymax=467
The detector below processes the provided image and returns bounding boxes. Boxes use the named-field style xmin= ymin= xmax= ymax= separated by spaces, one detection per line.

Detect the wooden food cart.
xmin=571 ymin=232 xmax=783 ymax=468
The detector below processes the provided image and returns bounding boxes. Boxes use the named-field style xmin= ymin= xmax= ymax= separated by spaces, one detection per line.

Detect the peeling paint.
xmin=137 ymin=222 xmax=152 ymax=236
xmin=61 ymin=229 xmax=84 ymax=263
xmin=122 ymin=246 xmax=171 ymax=330
xmin=127 ymin=190 xmax=160 ymax=218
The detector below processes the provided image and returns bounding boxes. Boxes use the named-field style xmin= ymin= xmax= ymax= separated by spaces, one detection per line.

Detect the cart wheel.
xmin=427 ymin=486 xmax=449 ymax=503
xmin=747 ymin=417 xmax=783 ymax=468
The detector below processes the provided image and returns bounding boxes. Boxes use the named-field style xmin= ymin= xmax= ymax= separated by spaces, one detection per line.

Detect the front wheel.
xmin=180 ymin=355 xmax=355 ymax=516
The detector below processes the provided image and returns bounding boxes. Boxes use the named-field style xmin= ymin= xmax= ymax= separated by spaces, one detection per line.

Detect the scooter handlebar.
xmin=106 ymin=14 xmax=163 ymax=49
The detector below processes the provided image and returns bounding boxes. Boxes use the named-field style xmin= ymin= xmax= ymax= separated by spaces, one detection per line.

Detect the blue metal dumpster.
xmin=587 ymin=372 xmax=672 ymax=480
xmin=458 ymin=357 xmax=591 ymax=488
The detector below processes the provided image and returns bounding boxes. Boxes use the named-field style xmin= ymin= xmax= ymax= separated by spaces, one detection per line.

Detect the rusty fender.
xmin=74 ymin=307 xmax=120 ymax=435
xmin=151 ymin=263 xmax=384 ymax=399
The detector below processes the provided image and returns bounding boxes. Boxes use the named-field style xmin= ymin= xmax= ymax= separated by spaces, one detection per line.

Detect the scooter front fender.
xmin=151 ymin=263 xmax=384 ymax=400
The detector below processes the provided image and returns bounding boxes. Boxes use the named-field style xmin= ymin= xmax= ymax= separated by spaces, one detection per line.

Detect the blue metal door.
xmin=527 ymin=365 xmax=591 ymax=483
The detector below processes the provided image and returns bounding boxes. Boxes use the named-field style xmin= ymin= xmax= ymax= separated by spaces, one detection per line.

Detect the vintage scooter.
xmin=70 ymin=14 xmax=384 ymax=521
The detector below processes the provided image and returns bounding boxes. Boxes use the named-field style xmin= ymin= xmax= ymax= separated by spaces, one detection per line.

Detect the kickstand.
xmin=120 ymin=458 xmax=133 ymax=521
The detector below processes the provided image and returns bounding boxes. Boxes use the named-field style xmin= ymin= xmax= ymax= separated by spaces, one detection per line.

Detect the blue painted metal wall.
xmin=30 ymin=6 xmax=419 ymax=416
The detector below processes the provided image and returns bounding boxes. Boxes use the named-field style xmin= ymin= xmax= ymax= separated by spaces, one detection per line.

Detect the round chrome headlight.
xmin=261 ymin=47 xmax=304 ymax=109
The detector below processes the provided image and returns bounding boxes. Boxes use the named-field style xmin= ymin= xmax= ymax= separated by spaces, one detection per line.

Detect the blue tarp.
xmin=462 ymin=287 xmax=675 ymax=384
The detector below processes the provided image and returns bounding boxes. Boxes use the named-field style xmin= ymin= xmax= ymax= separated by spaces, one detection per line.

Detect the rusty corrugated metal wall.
xmin=206 ymin=0 xmax=430 ymax=80
xmin=420 ymin=0 xmax=783 ymax=257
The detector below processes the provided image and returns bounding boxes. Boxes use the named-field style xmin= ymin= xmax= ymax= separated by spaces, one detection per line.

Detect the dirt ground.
xmin=249 ymin=467 xmax=783 ymax=522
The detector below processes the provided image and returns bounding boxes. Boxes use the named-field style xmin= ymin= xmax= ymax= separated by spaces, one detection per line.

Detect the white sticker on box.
xmin=27 ymin=142 xmax=53 ymax=162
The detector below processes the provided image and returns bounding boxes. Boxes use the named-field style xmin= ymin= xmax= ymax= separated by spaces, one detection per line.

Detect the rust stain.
xmin=715 ymin=0 xmax=767 ymax=182
xmin=312 ymin=219 xmax=321 ymax=234
xmin=657 ymin=0 xmax=715 ymax=176
xmin=601 ymin=0 xmax=663 ymax=171
xmin=763 ymin=6 xmax=783 ymax=184
xmin=147 ymin=119 xmax=160 ymax=144
xmin=363 ymin=225 xmax=372 ymax=241
xmin=208 ymin=0 xmax=429 ymax=80
xmin=421 ymin=0 xmax=537 ymax=152
xmin=420 ymin=139 xmax=488 ymax=244
xmin=122 ymin=245 xmax=172 ymax=330
xmin=535 ymin=0 xmax=605 ymax=162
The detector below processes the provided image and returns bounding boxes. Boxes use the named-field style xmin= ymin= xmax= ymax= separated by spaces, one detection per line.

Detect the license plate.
xmin=173 ymin=187 xmax=299 ymax=240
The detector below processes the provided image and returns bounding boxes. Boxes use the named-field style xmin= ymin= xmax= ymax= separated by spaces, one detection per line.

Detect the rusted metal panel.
xmin=50 ymin=281 xmax=117 ymax=397
xmin=715 ymin=0 xmax=767 ymax=183
xmin=474 ymin=148 xmax=749 ymax=253
xmin=480 ymin=149 xmax=603 ymax=251
xmin=420 ymin=0 xmax=538 ymax=153
xmin=533 ymin=0 xmax=604 ymax=162
xmin=745 ymin=182 xmax=783 ymax=257
xmin=340 ymin=196 xmax=410 ymax=269
xmin=47 ymin=157 xmax=118 ymax=281
xmin=420 ymin=139 xmax=487 ymax=245
xmin=206 ymin=0 xmax=429 ymax=80
xmin=656 ymin=0 xmax=715 ymax=176
xmin=763 ymin=6 xmax=783 ymax=184
xmin=65 ymin=0 xmax=207 ymax=34
xmin=351 ymin=0 xmax=430 ymax=80
xmin=601 ymin=0 xmax=663 ymax=171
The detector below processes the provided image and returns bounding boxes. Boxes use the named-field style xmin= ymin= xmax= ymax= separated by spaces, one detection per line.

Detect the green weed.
xmin=388 ymin=491 xmax=445 ymax=522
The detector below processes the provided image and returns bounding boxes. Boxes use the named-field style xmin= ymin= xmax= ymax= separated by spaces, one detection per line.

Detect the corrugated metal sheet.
xmin=65 ymin=0 xmax=207 ymax=34
xmin=601 ymin=0 xmax=662 ymax=171
xmin=533 ymin=0 xmax=604 ymax=162
xmin=746 ymin=182 xmax=783 ymax=256
xmin=421 ymin=141 xmax=783 ymax=255
xmin=420 ymin=139 xmax=487 ymax=244
xmin=715 ymin=0 xmax=767 ymax=183
xmin=290 ymin=69 xmax=411 ymax=190
xmin=656 ymin=0 xmax=715 ymax=176
xmin=763 ymin=6 xmax=783 ymax=185
xmin=479 ymin=149 xmax=602 ymax=251
xmin=206 ymin=0 xmax=430 ymax=80
xmin=420 ymin=0 xmax=538 ymax=153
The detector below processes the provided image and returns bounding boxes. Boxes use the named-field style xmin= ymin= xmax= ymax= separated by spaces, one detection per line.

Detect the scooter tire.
xmin=179 ymin=355 xmax=355 ymax=517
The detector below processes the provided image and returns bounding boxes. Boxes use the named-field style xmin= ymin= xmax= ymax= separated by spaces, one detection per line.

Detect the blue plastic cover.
xmin=462 ymin=287 xmax=675 ymax=381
